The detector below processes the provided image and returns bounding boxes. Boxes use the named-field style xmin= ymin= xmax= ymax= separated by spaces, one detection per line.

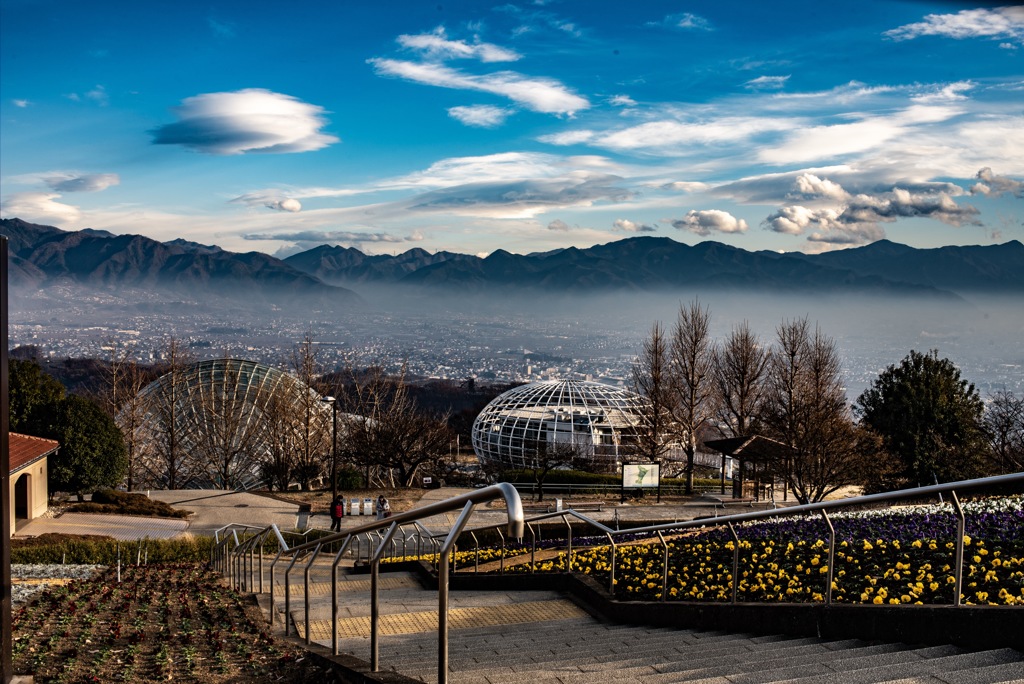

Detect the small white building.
xmin=8 ymin=432 xmax=57 ymax=536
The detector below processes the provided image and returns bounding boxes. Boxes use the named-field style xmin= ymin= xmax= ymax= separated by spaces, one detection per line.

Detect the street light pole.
xmin=322 ymin=396 xmax=338 ymax=500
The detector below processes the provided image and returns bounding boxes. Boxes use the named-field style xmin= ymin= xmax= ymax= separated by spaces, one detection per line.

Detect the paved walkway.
xmin=13 ymin=487 xmax=790 ymax=541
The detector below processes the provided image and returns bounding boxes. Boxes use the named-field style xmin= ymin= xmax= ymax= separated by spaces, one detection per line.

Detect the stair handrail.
xmin=412 ymin=471 xmax=1023 ymax=606
xmin=224 ymin=482 xmax=523 ymax=684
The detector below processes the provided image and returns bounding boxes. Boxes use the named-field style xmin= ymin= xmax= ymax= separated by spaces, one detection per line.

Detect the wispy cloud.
xmin=243 ymin=230 xmax=414 ymax=244
xmin=745 ymin=75 xmax=790 ymax=91
xmin=43 ymin=172 xmax=120 ymax=193
xmin=648 ymin=12 xmax=712 ymax=31
xmin=151 ymin=89 xmax=338 ymax=154
xmin=1 ymin=192 xmax=81 ymax=223
xmin=398 ymin=26 xmax=521 ymax=62
xmin=369 ymin=58 xmax=589 ymax=115
xmin=547 ymin=219 xmax=570 ymax=231
xmin=12 ymin=99 xmax=29 ymax=108
xmin=885 ymin=6 xmax=1024 ymax=43
xmin=448 ymin=104 xmax=513 ymax=127
xmin=231 ymin=191 xmax=302 ymax=212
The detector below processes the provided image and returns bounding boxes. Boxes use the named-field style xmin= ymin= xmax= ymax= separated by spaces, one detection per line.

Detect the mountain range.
xmin=3 ymin=218 xmax=1023 ymax=305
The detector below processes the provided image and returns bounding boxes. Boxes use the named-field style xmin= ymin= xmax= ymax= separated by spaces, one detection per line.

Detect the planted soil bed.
xmin=12 ymin=562 xmax=338 ymax=683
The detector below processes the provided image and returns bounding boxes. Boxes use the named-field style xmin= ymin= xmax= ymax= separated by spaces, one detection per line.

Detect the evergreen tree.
xmin=855 ymin=350 xmax=989 ymax=487
xmin=45 ymin=395 xmax=129 ymax=497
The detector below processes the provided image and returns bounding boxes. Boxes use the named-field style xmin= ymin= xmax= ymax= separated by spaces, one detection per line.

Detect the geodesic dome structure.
xmin=132 ymin=358 xmax=330 ymax=489
xmin=471 ymin=380 xmax=645 ymax=472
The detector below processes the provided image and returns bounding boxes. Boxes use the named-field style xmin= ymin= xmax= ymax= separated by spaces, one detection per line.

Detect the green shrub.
xmin=64 ymin=490 xmax=192 ymax=519
xmin=335 ymin=467 xmax=364 ymax=491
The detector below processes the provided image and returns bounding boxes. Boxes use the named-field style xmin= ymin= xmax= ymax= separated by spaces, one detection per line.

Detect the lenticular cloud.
xmin=151 ymin=89 xmax=338 ymax=155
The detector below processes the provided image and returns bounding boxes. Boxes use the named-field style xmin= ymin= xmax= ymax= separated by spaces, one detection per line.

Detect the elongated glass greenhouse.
xmin=131 ymin=358 xmax=330 ymax=489
xmin=471 ymin=380 xmax=645 ymax=472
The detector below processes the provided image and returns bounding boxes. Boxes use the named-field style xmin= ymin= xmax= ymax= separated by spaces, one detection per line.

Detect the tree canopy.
xmin=44 ymin=394 xmax=128 ymax=496
xmin=8 ymin=358 xmax=65 ymax=434
xmin=855 ymin=349 xmax=989 ymax=488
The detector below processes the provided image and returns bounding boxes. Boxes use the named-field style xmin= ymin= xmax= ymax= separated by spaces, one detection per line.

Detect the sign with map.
xmin=622 ymin=463 xmax=660 ymax=488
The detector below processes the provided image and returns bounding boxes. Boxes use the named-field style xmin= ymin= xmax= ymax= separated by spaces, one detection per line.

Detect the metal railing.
xmin=411 ymin=472 xmax=1024 ymax=609
xmin=211 ymin=483 xmax=524 ymax=684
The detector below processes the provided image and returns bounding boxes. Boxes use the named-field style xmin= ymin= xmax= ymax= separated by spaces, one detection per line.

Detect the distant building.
xmin=472 ymin=380 xmax=645 ymax=472
xmin=8 ymin=432 xmax=58 ymax=536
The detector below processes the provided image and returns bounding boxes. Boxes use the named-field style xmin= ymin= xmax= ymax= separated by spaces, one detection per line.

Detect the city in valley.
xmin=8 ymin=282 xmax=1023 ymax=401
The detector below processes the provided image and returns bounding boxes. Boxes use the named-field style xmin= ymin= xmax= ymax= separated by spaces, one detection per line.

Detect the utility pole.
xmin=2 ymin=236 xmax=13 ymax=683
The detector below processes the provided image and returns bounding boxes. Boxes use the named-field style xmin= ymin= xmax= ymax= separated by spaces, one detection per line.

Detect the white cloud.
xmin=788 ymin=173 xmax=848 ymax=201
xmin=397 ymin=27 xmax=521 ymax=62
xmin=12 ymin=99 xmax=29 ymax=108
xmin=970 ymin=167 xmax=1024 ymax=197
xmin=648 ymin=12 xmax=712 ymax=31
xmin=1 ymin=192 xmax=81 ymax=223
xmin=885 ymin=7 xmax=1024 ymax=42
xmin=43 ymin=172 xmax=120 ymax=193
xmin=151 ymin=89 xmax=338 ymax=155
xmin=612 ymin=218 xmax=655 ymax=232
xmin=547 ymin=219 xmax=570 ymax=231
xmin=448 ymin=105 xmax=513 ymax=128
xmin=537 ymin=130 xmax=596 ymax=146
xmin=764 ymin=187 xmax=980 ymax=245
xmin=230 ymin=191 xmax=303 ymax=212
xmin=609 ymin=95 xmax=636 ymax=107
xmin=243 ymin=230 xmax=409 ymax=244
xmin=745 ymin=75 xmax=790 ymax=91
xmin=657 ymin=181 xmax=710 ymax=193
xmin=671 ymin=210 xmax=748 ymax=236
xmin=594 ymin=117 xmax=798 ymax=154
xmin=86 ymin=85 xmax=108 ymax=106
xmin=912 ymin=81 xmax=974 ymax=103
xmin=369 ymin=59 xmax=589 ymax=115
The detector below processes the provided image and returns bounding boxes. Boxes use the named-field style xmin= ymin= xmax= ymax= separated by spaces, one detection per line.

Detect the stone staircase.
xmin=269 ymin=566 xmax=1024 ymax=684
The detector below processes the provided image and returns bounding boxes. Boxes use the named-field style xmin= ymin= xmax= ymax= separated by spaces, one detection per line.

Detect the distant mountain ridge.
xmin=5 ymin=218 xmax=1022 ymax=302
xmin=286 ymin=234 xmax=1024 ymax=297
xmin=1 ymin=218 xmax=360 ymax=309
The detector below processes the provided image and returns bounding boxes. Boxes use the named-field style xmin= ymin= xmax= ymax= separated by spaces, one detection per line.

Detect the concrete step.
xmin=769 ymin=648 xmax=1024 ymax=684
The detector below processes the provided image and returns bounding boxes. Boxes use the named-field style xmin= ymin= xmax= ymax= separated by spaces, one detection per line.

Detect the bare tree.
xmin=631 ymin=321 xmax=676 ymax=465
xmin=259 ymin=389 xmax=301 ymax=491
xmin=523 ymin=438 xmax=586 ymax=502
xmin=762 ymin=321 xmax=868 ymax=503
xmin=714 ymin=321 xmax=768 ymax=438
xmin=145 ymin=337 xmax=196 ymax=489
xmin=289 ymin=333 xmax=331 ymax=491
xmin=986 ymin=389 xmax=1024 ymax=473
xmin=336 ymin=365 xmax=453 ymax=488
xmin=669 ymin=299 xmax=716 ymax=494
xmin=103 ymin=340 xmax=155 ymax=491
xmin=189 ymin=357 xmax=267 ymax=489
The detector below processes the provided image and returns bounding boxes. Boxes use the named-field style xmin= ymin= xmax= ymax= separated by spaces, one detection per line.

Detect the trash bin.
xmin=362 ymin=498 xmax=374 ymax=516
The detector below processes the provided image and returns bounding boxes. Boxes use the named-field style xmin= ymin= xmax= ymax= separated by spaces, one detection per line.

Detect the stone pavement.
xmin=14 ymin=487 xmax=787 ymax=541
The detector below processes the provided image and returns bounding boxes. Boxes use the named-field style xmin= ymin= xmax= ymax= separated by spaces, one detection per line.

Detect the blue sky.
xmin=1 ymin=1 xmax=1022 ymax=258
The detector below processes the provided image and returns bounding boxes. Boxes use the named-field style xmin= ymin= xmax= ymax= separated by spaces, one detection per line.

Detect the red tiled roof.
xmin=8 ymin=432 xmax=59 ymax=473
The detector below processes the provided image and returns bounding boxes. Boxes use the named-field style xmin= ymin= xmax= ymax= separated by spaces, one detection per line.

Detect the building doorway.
xmin=14 ymin=472 xmax=31 ymax=524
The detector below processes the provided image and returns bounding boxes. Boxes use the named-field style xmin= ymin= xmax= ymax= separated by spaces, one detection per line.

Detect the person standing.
xmin=376 ymin=494 xmax=390 ymax=520
xmin=330 ymin=495 xmax=344 ymax=532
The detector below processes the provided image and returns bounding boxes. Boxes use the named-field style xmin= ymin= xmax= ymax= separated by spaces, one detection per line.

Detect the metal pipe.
xmin=497 ymin=529 xmax=505 ymax=575
xmin=439 ymin=502 xmax=476 ymax=684
xmin=527 ymin=523 xmax=536 ymax=573
xmin=564 ymin=515 xmax=572 ymax=572
xmin=331 ymin=536 xmax=354 ymax=656
xmin=606 ymin=532 xmax=617 ymax=595
xmin=728 ymin=522 xmax=740 ymax=604
xmin=657 ymin=530 xmax=668 ymax=602
xmin=951 ymin=490 xmax=965 ymax=606
xmin=819 ymin=510 xmax=836 ymax=605
xmin=303 ymin=544 xmax=323 ymax=646
xmin=370 ymin=522 xmax=401 ymax=672
xmin=282 ymin=551 xmax=304 ymax=636
xmin=470 ymin=532 xmax=479 ymax=573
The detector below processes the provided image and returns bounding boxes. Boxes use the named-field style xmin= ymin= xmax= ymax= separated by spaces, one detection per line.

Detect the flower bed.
xmin=504 ymin=496 xmax=1024 ymax=606
xmin=12 ymin=563 xmax=334 ymax=683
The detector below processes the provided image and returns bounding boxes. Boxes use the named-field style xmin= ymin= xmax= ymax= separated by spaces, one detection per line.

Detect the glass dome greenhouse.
xmin=471 ymin=380 xmax=645 ymax=472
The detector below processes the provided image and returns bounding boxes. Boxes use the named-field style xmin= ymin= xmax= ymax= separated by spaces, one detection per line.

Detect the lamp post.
xmin=321 ymin=396 xmax=338 ymax=500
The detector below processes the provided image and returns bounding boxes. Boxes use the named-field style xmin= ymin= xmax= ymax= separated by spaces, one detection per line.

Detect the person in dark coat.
xmin=330 ymin=495 xmax=344 ymax=532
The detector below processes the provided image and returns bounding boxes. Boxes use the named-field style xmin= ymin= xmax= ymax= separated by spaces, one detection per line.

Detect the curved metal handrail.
xmin=220 ymin=482 xmax=523 ymax=684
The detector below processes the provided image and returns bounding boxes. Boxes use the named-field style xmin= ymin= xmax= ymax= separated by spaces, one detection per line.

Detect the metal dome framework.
xmin=134 ymin=358 xmax=330 ymax=489
xmin=471 ymin=380 xmax=645 ymax=472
